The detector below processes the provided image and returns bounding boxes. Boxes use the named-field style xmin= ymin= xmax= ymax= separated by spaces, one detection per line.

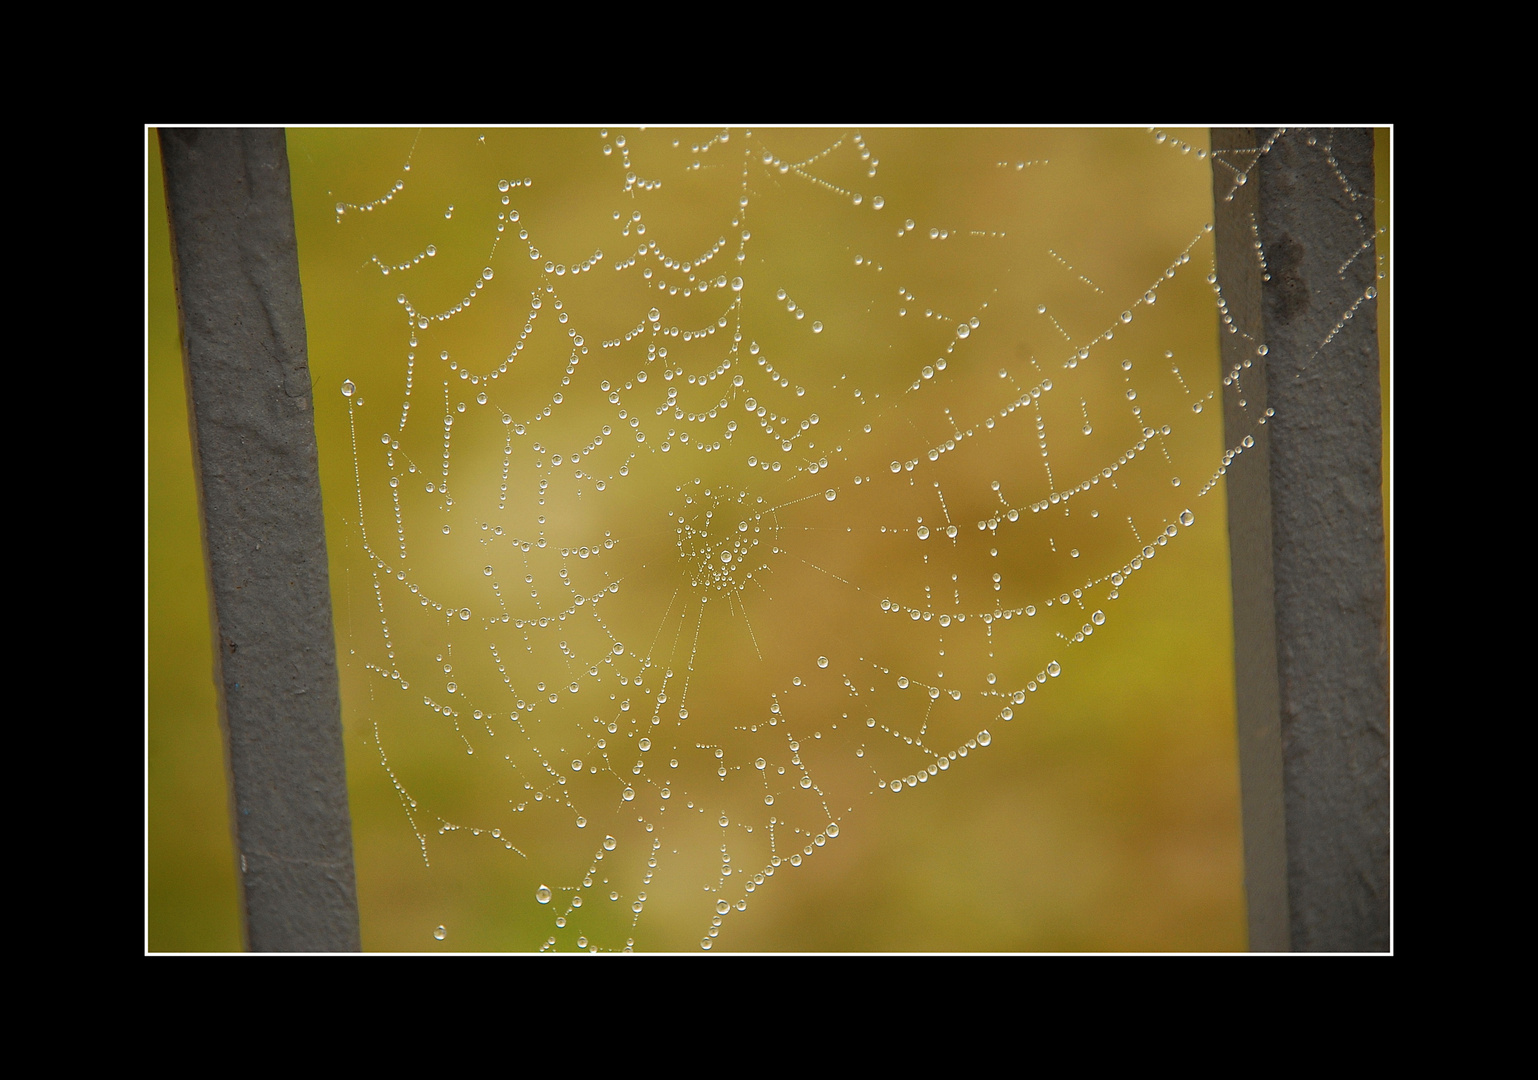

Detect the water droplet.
xmin=872 ymin=196 xmax=885 ymax=209
xmin=433 ymin=925 xmax=446 ymax=940
xmin=604 ymin=835 xmax=617 ymax=851
xmin=897 ymin=676 xmax=909 ymax=689
xmin=1092 ymin=610 xmax=1105 ymax=625
xmin=890 ymin=461 xmax=902 ymax=473
xmin=825 ymin=489 xmax=837 ymax=501
xmin=576 ymin=816 xmax=587 ymax=828
xmin=648 ymin=307 xmax=660 ymax=322
xmin=956 ymin=324 xmax=970 ymax=339
xmin=917 ymin=526 xmax=930 ymax=539
xmin=977 ymin=730 xmax=991 ymax=747
xmin=731 ymin=276 xmax=744 ymax=291
xmin=340 ymin=380 xmax=355 ymax=397
xmin=622 ymin=787 xmax=635 ymax=801
xmin=1047 ymin=661 xmax=1061 ymax=677
xmin=1179 ymin=509 xmax=1195 ymax=526
xmin=817 ymin=656 xmax=829 ymax=668
xmin=812 ymin=321 xmax=824 ymax=333
xmin=826 ymin=822 xmax=839 ymax=838
xmin=719 ymin=813 xmax=730 ymax=828
xmin=536 ymin=885 xmax=552 ymax=904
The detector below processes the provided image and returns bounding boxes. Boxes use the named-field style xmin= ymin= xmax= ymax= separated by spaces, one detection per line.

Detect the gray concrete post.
xmin=1212 ymin=127 xmax=1389 ymax=951
xmin=160 ymin=128 xmax=361 ymax=952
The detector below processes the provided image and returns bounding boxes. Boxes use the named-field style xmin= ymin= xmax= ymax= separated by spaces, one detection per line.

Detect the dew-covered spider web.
xmin=287 ymin=127 xmax=1373 ymax=952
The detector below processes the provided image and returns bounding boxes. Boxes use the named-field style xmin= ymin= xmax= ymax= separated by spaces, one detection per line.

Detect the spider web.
xmin=287 ymin=126 xmax=1349 ymax=951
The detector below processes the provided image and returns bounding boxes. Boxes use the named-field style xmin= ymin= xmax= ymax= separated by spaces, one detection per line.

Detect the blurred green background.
xmin=146 ymin=127 xmax=1388 ymax=952
xmin=148 ymin=130 xmax=241 ymax=949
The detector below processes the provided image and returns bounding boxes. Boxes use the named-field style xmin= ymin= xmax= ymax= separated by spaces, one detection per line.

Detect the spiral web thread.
xmin=294 ymin=127 xmax=1380 ymax=951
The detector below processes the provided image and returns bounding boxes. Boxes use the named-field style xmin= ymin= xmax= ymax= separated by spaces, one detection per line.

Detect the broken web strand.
xmin=292 ymin=127 xmax=1336 ymax=952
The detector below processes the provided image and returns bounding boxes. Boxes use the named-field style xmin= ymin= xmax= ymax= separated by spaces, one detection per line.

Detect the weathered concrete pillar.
xmin=160 ymin=128 xmax=360 ymax=952
xmin=1212 ymin=127 xmax=1389 ymax=952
